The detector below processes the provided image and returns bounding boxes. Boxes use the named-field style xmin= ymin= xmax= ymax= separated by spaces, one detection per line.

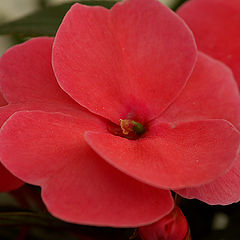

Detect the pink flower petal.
xmin=159 ymin=52 xmax=240 ymax=128
xmin=42 ymin=155 xmax=173 ymax=227
xmin=0 ymin=99 xmax=88 ymax=193
xmin=0 ymin=37 xmax=90 ymax=192
xmin=177 ymin=156 xmax=240 ymax=205
xmin=177 ymin=0 xmax=240 ymax=205
xmin=0 ymin=111 xmax=173 ymax=226
xmin=85 ymin=120 xmax=240 ymax=189
xmin=0 ymin=110 xmax=104 ymax=185
xmin=0 ymin=37 xmax=78 ymax=106
xmin=0 ymin=103 xmax=27 ymax=192
xmin=178 ymin=0 xmax=240 ymax=86
xmin=0 ymin=36 xmax=88 ymax=118
xmin=0 ymin=102 xmax=85 ymax=126
xmin=53 ymin=0 xmax=197 ymax=124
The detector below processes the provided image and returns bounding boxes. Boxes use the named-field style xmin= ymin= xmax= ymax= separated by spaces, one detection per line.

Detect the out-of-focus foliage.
xmin=0 ymin=0 xmax=188 ymax=38
xmin=0 ymin=1 xmax=118 ymax=37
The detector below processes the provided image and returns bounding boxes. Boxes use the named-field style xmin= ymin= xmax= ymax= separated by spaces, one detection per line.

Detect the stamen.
xmin=120 ymin=119 xmax=145 ymax=136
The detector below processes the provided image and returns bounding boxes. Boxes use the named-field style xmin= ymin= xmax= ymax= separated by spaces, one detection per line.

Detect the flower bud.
xmin=138 ymin=206 xmax=190 ymax=240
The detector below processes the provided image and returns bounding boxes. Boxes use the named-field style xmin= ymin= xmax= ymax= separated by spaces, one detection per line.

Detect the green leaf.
xmin=0 ymin=211 xmax=72 ymax=228
xmin=0 ymin=1 xmax=119 ymax=37
xmin=171 ymin=0 xmax=188 ymax=11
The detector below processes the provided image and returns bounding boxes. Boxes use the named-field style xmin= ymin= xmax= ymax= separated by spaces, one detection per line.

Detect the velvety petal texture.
xmin=86 ymin=119 xmax=240 ymax=189
xmin=177 ymin=157 xmax=240 ymax=205
xmin=177 ymin=0 xmax=240 ymax=205
xmin=0 ymin=111 xmax=105 ymax=184
xmin=178 ymin=0 xmax=240 ymax=86
xmin=0 ymin=37 xmax=85 ymax=116
xmin=139 ymin=206 xmax=190 ymax=240
xmin=0 ymin=94 xmax=23 ymax=192
xmin=0 ymin=37 xmax=73 ymax=104
xmin=160 ymin=52 xmax=240 ymax=128
xmin=0 ymin=111 xmax=173 ymax=226
xmin=53 ymin=0 xmax=197 ymax=124
xmin=42 ymin=151 xmax=173 ymax=227
xmin=0 ymin=37 xmax=84 ymax=192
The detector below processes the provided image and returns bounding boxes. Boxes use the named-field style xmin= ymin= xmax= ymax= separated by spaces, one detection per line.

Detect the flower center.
xmin=120 ymin=119 xmax=145 ymax=135
xmin=107 ymin=119 xmax=146 ymax=140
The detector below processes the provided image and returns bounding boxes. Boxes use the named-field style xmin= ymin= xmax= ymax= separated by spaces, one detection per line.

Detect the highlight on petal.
xmin=85 ymin=120 xmax=240 ymax=189
xmin=160 ymin=52 xmax=240 ymax=128
xmin=0 ymin=111 xmax=174 ymax=226
xmin=178 ymin=0 xmax=240 ymax=86
xmin=53 ymin=0 xmax=197 ymax=124
xmin=177 ymin=157 xmax=240 ymax=205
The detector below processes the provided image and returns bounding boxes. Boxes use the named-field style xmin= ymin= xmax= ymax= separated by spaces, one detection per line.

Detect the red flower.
xmin=177 ymin=0 xmax=240 ymax=205
xmin=0 ymin=93 xmax=23 ymax=192
xmin=0 ymin=0 xmax=240 ymax=226
xmin=139 ymin=206 xmax=190 ymax=240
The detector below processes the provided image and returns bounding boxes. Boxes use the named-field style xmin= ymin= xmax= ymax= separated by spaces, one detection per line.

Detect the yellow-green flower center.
xmin=120 ymin=119 xmax=145 ymax=136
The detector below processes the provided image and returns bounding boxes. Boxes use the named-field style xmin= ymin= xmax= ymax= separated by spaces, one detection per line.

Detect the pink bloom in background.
xmin=0 ymin=0 xmax=240 ymax=226
xmin=177 ymin=0 xmax=240 ymax=205
xmin=139 ymin=205 xmax=190 ymax=240
xmin=178 ymin=0 xmax=240 ymax=86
